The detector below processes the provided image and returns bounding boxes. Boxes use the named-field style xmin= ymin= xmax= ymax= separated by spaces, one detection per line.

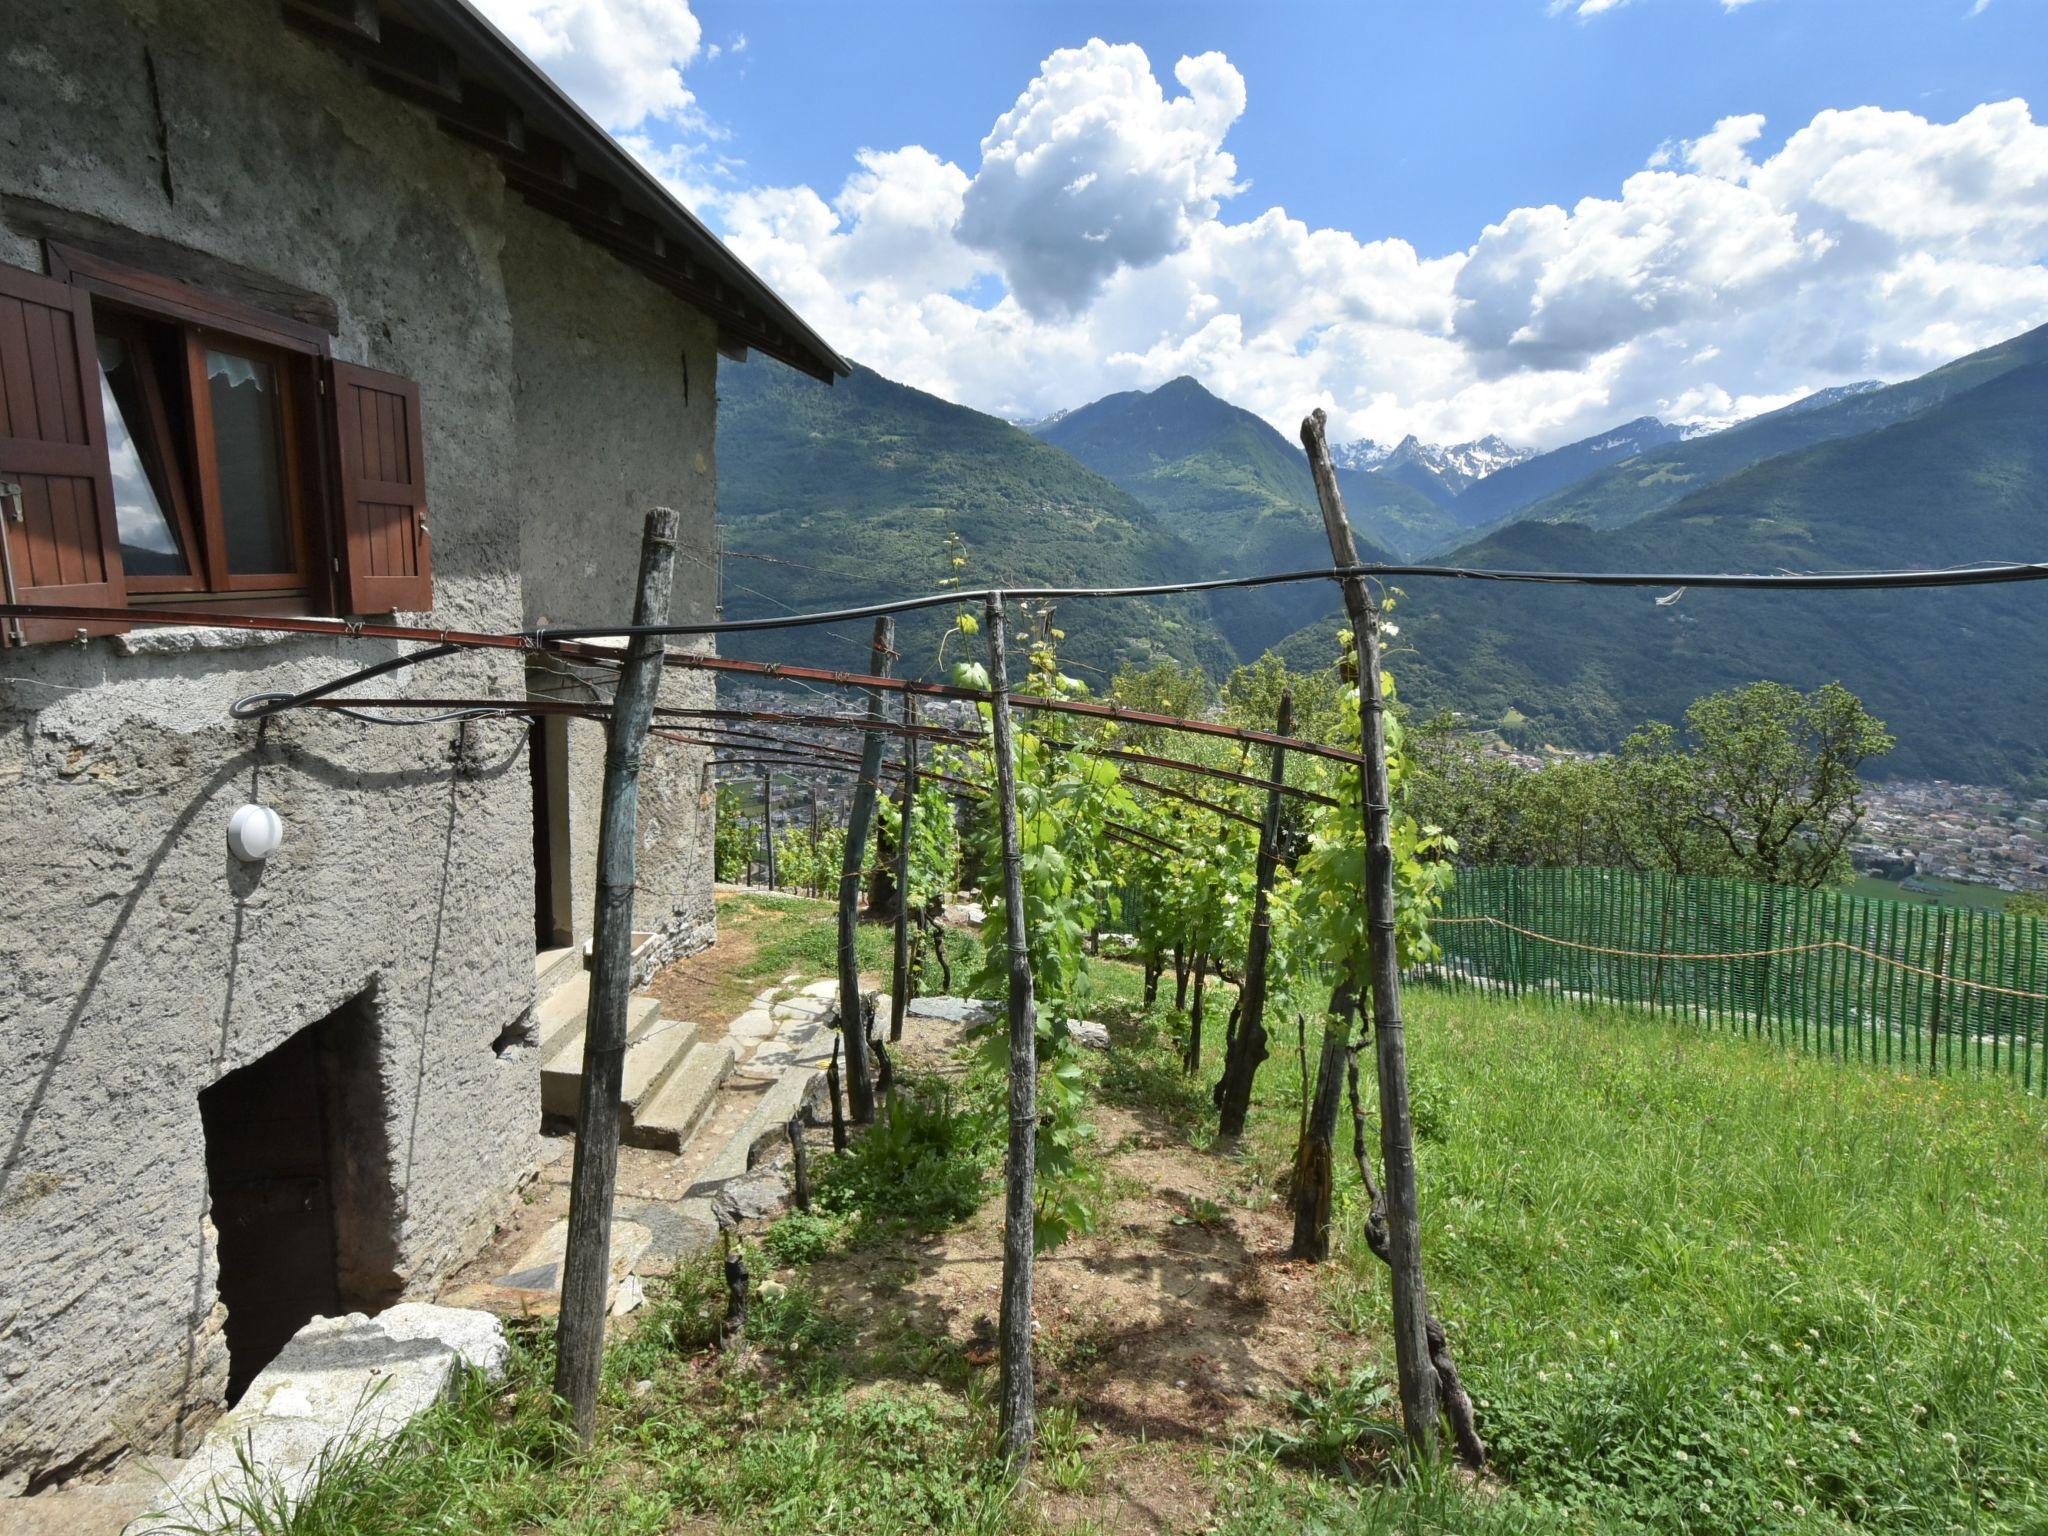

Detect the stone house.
xmin=0 ymin=0 xmax=844 ymax=1490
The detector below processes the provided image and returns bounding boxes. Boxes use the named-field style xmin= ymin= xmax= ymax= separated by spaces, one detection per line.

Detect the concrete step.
xmin=535 ymin=944 xmax=582 ymax=999
xmin=539 ymin=997 xmax=665 ymax=1119
xmin=535 ymin=970 xmax=592 ymax=1058
xmin=627 ymin=1037 xmax=737 ymax=1151
xmin=695 ymin=1063 xmax=828 ymax=1191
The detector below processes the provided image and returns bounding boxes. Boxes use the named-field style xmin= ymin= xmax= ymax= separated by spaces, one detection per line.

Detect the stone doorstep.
xmin=538 ymin=997 xmax=668 ymax=1119
xmin=627 ymin=1037 xmax=737 ymax=1152
xmin=534 ymin=944 xmax=582 ymax=1001
xmin=450 ymin=1218 xmax=655 ymax=1316
xmin=0 ymin=1471 xmax=181 ymax=1536
xmin=133 ymin=1305 xmax=508 ymax=1536
xmin=535 ymin=969 xmax=593 ymax=1057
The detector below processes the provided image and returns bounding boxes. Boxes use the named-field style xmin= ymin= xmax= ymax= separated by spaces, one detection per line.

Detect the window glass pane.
xmin=205 ymin=348 xmax=293 ymax=576
xmin=96 ymin=334 xmax=187 ymax=577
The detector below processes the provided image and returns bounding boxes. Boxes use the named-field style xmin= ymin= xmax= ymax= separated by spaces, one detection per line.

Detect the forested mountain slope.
xmin=1030 ymin=376 xmax=1426 ymax=652
xmin=1506 ymin=322 xmax=2048 ymax=532
xmin=1276 ymin=359 xmax=2048 ymax=788
xmin=716 ymin=360 xmax=1234 ymax=683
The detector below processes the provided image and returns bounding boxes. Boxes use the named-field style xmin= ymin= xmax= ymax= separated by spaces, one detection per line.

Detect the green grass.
xmin=1846 ymin=874 xmax=2017 ymax=913
xmin=200 ymin=922 xmax=2048 ymax=1534
xmin=721 ymin=892 xmax=895 ymax=989
xmin=1222 ymin=985 xmax=2048 ymax=1534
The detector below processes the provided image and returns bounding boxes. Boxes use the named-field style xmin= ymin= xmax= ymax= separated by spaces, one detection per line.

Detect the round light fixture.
xmin=226 ymin=804 xmax=284 ymax=863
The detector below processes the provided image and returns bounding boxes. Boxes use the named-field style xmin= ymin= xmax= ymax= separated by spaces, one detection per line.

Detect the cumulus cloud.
xmin=500 ymin=12 xmax=2048 ymax=452
xmin=696 ymin=73 xmax=2048 ymax=448
xmin=955 ymin=42 xmax=1247 ymax=315
xmin=474 ymin=0 xmax=704 ymax=131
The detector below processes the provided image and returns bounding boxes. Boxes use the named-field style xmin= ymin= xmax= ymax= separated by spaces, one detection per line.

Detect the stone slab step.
xmin=539 ymin=998 xmax=667 ymax=1118
xmin=488 ymin=1219 xmax=651 ymax=1304
xmin=536 ymin=970 xmax=592 ymax=1057
xmin=135 ymin=1306 xmax=506 ymax=1535
xmin=535 ymin=944 xmax=582 ymax=999
xmin=694 ymin=1064 xmax=828 ymax=1192
xmin=627 ymin=1038 xmax=736 ymax=1151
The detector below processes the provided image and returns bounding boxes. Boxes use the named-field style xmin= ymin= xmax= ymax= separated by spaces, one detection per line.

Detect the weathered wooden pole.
xmin=1216 ymin=690 xmax=1292 ymax=1137
xmin=836 ymin=617 xmax=893 ymax=1124
xmin=986 ymin=591 xmax=1039 ymax=1469
xmin=1291 ymin=984 xmax=1354 ymax=1260
xmin=553 ymin=506 xmax=678 ymax=1445
xmin=808 ymin=785 xmax=822 ymax=897
xmin=890 ymin=692 xmax=919 ymax=1043
xmin=785 ymin=1116 xmax=811 ymax=1211
xmin=761 ymin=767 xmax=777 ymax=891
xmin=1301 ymin=408 xmax=1442 ymax=1454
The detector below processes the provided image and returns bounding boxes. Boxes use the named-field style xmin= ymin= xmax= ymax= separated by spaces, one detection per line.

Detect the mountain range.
xmin=716 ymin=320 xmax=2048 ymax=790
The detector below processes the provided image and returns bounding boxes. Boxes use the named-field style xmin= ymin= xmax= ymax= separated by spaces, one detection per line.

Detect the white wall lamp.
xmin=226 ymin=804 xmax=284 ymax=863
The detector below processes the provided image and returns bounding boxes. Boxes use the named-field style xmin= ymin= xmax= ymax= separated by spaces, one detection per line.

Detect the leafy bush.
xmin=748 ymin=1276 xmax=852 ymax=1358
xmin=816 ymin=1077 xmax=992 ymax=1231
xmin=761 ymin=1210 xmax=847 ymax=1267
xmin=1255 ymin=1367 xmax=1405 ymax=1475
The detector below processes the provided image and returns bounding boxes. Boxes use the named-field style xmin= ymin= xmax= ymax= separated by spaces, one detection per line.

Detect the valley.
xmin=716 ymin=321 xmax=2048 ymax=792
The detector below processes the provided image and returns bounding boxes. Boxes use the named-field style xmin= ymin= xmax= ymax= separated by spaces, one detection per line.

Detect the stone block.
xmin=136 ymin=1306 xmax=507 ymax=1533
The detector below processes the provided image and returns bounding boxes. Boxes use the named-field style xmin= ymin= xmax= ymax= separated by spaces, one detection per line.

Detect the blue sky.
xmin=479 ymin=0 xmax=2048 ymax=448
xmin=686 ymin=0 xmax=2040 ymax=259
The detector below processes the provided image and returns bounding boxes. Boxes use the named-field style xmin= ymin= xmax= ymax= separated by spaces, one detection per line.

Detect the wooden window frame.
xmin=46 ymin=242 xmax=342 ymax=618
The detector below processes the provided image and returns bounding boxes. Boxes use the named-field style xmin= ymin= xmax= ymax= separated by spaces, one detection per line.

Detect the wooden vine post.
xmin=760 ymin=767 xmax=777 ymax=890
xmin=890 ymin=692 xmax=919 ymax=1042
xmin=836 ymin=616 xmax=893 ymax=1124
xmin=1291 ymin=984 xmax=1355 ymax=1260
xmin=553 ymin=507 xmax=678 ymax=1445
xmin=1301 ymin=409 xmax=1442 ymax=1455
xmin=1216 ymin=689 xmax=1293 ymax=1137
xmin=986 ymin=591 xmax=1040 ymax=1469
xmin=808 ymin=785 xmax=822 ymax=897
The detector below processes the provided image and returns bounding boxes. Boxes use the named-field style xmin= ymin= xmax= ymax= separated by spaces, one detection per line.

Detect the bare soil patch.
xmin=798 ymin=1014 xmax=1373 ymax=1532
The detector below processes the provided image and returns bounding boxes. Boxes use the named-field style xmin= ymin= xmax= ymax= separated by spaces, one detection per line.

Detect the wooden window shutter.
xmin=329 ymin=360 xmax=432 ymax=615
xmin=0 ymin=263 xmax=126 ymax=643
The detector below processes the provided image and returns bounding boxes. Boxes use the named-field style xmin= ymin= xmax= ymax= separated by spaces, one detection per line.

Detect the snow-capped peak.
xmin=1329 ymin=438 xmax=1394 ymax=471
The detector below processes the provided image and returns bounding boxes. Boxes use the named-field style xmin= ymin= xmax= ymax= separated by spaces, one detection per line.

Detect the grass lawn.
xmin=208 ymin=897 xmax=2048 ymax=1534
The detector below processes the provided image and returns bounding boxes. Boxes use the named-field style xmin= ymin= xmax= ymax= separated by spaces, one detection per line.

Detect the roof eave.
xmin=282 ymin=0 xmax=850 ymax=383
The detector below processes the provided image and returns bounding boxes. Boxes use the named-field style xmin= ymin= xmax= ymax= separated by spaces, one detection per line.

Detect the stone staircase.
xmin=443 ymin=974 xmax=842 ymax=1317
xmin=531 ymin=948 xmax=736 ymax=1152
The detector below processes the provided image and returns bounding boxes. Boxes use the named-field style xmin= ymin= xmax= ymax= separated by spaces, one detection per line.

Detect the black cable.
xmin=230 ymin=556 xmax=2048 ymax=723
xmin=230 ymin=642 xmax=463 ymax=721
xmin=532 ymin=559 xmax=2048 ymax=645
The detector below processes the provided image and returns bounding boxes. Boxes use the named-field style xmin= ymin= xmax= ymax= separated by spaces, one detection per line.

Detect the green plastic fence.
xmin=1422 ymin=866 xmax=2048 ymax=1094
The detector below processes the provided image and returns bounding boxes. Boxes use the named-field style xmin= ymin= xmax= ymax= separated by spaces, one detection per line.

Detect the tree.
xmin=1681 ymin=681 xmax=1893 ymax=889
xmin=1110 ymin=659 xmax=1213 ymax=722
xmin=713 ymin=784 xmax=756 ymax=882
xmin=2006 ymin=891 xmax=2048 ymax=919
xmin=1219 ymin=653 xmax=1349 ymax=747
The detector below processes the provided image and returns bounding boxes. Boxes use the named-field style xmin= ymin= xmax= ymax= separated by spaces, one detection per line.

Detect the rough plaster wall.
xmin=0 ymin=0 xmax=542 ymax=1487
xmin=505 ymin=204 xmax=719 ymax=956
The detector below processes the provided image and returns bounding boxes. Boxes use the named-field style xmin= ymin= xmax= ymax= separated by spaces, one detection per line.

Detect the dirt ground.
xmin=804 ymin=1012 xmax=1369 ymax=1534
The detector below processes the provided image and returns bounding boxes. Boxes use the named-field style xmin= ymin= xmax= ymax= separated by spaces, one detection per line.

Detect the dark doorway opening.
xmin=199 ymin=994 xmax=400 ymax=1404
xmin=530 ymin=713 xmax=574 ymax=951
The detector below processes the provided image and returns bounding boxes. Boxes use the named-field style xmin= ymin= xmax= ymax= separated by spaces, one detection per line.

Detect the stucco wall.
xmin=503 ymin=202 xmax=719 ymax=957
xmin=0 ymin=0 xmax=723 ymax=1488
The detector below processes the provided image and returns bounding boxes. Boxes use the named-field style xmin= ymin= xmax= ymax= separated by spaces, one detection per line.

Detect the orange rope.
xmin=1434 ymin=914 xmax=2048 ymax=1003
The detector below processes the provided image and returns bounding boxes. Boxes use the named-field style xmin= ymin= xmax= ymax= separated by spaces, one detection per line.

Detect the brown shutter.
xmin=0 ymin=262 xmax=126 ymax=643
xmin=329 ymin=360 xmax=432 ymax=615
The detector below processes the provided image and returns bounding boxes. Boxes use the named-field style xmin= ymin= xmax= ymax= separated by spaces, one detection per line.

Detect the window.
xmin=88 ymin=311 xmax=315 ymax=599
xmin=0 ymin=247 xmax=431 ymax=645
